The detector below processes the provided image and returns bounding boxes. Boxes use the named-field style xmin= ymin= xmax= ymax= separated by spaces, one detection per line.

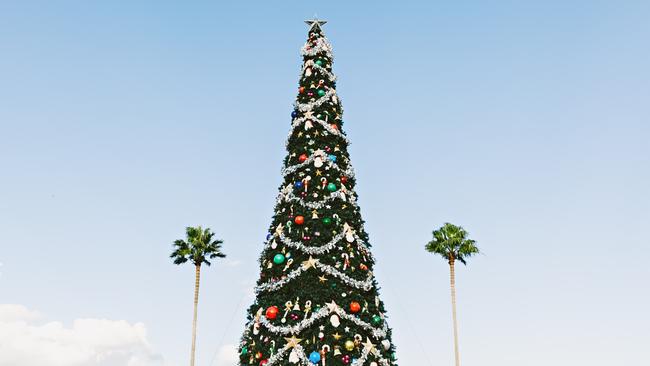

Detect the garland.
xmin=301 ymin=37 xmax=334 ymax=58
xmin=281 ymin=149 xmax=355 ymax=178
xmin=259 ymin=302 xmax=387 ymax=339
xmin=294 ymin=88 xmax=338 ymax=113
xmin=278 ymin=184 xmax=356 ymax=209
xmin=256 ymin=259 xmax=374 ymax=293
xmin=288 ymin=115 xmax=350 ymax=145
xmin=274 ymin=229 xmax=371 ymax=256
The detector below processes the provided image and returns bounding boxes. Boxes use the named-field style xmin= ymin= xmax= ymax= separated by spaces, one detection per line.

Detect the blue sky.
xmin=1 ymin=1 xmax=649 ymax=365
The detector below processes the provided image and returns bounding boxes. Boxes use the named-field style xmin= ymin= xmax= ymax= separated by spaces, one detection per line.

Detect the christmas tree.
xmin=238 ymin=19 xmax=397 ymax=366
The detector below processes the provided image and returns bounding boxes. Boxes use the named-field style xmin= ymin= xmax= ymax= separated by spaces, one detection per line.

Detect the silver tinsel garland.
xmin=301 ymin=37 xmax=333 ymax=59
xmin=273 ymin=230 xmax=372 ymax=259
xmin=288 ymin=115 xmax=350 ymax=146
xmin=295 ymin=88 xmax=337 ymax=113
xmin=277 ymin=231 xmax=346 ymax=255
xmin=277 ymin=182 xmax=358 ymax=210
xmin=255 ymin=259 xmax=374 ymax=293
xmin=303 ymin=61 xmax=337 ymax=82
xmin=281 ymin=149 xmax=355 ymax=179
xmin=259 ymin=302 xmax=387 ymax=339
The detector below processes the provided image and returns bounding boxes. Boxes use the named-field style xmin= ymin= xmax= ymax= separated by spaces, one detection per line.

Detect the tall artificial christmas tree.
xmin=238 ymin=19 xmax=397 ymax=366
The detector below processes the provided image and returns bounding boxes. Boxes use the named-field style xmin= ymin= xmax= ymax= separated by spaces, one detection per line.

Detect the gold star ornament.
xmin=284 ymin=335 xmax=303 ymax=349
xmin=302 ymin=256 xmax=318 ymax=270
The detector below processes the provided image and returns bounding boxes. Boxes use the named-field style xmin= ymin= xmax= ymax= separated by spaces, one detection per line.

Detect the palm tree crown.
xmin=171 ymin=226 xmax=226 ymax=266
xmin=425 ymin=222 xmax=479 ymax=265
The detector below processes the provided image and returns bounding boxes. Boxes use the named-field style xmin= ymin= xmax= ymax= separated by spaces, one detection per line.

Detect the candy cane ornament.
xmin=304 ymin=300 xmax=312 ymax=318
xmin=283 ymin=259 xmax=294 ymax=272
xmin=281 ymin=301 xmax=293 ymax=324
xmin=342 ymin=253 xmax=350 ymax=271
xmin=321 ymin=345 xmax=330 ymax=366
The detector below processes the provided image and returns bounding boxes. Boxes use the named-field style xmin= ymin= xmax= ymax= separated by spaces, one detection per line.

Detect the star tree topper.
xmin=305 ymin=17 xmax=327 ymax=30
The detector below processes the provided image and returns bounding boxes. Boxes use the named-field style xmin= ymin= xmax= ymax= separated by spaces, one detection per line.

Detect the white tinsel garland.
xmin=259 ymin=302 xmax=387 ymax=339
xmin=278 ymin=184 xmax=357 ymax=209
xmin=301 ymin=37 xmax=334 ymax=58
xmin=255 ymin=260 xmax=374 ymax=293
xmin=301 ymin=61 xmax=337 ymax=83
xmin=294 ymin=88 xmax=337 ymax=113
xmin=273 ymin=184 xmax=371 ymax=243
xmin=260 ymin=305 xmax=331 ymax=335
xmin=274 ymin=229 xmax=372 ymax=257
xmin=288 ymin=116 xmax=350 ymax=146
xmin=281 ymin=149 xmax=354 ymax=178
xmin=276 ymin=231 xmax=346 ymax=255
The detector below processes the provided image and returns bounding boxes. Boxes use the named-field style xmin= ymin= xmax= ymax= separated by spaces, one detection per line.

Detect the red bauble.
xmin=330 ymin=123 xmax=338 ymax=130
xmin=299 ymin=86 xmax=305 ymax=93
xmin=260 ymin=359 xmax=268 ymax=366
xmin=265 ymin=306 xmax=279 ymax=320
xmin=340 ymin=176 xmax=348 ymax=184
xmin=349 ymin=301 xmax=361 ymax=313
xmin=294 ymin=215 xmax=305 ymax=225
xmin=299 ymin=154 xmax=308 ymax=163
xmin=255 ymin=352 xmax=263 ymax=359
xmin=359 ymin=263 xmax=368 ymax=271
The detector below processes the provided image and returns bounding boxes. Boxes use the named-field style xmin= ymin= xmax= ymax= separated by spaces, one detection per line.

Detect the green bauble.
xmin=273 ymin=253 xmax=286 ymax=264
xmin=327 ymin=183 xmax=337 ymax=192
xmin=315 ymin=59 xmax=323 ymax=66
xmin=371 ymin=315 xmax=382 ymax=325
xmin=317 ymin=89 xmax=326 ymax=97
xmin=241 ymin=346 xmax=248 ymax=356
xmin=322 ymin=217 xmax=332 ymax=225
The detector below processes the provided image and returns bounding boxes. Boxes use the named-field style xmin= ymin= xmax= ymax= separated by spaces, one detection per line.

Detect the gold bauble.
xmin=344 ymin=340 xmax=355 ymax=351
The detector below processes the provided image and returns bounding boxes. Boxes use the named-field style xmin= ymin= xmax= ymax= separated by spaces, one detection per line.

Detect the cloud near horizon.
xmin=0 ymin=304 xmax=164 ymax=366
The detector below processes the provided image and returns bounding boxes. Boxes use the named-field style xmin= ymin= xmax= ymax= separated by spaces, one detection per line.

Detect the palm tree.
xmin=425 ymin=223 xmax=479 ymax=366
xmin=171 ymin=226 xmax=225 ymax=366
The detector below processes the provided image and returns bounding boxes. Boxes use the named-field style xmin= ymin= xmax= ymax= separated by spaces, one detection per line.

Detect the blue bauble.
xmin=291 ymin=110 xmax=298 ymax=118
xmin=309 ymin=351 xmax=321 ymax=364
xmin=266 ymin=233 xmax=272 ymax=240
xmin=294 ymin=181 xmax=304 ymax=189
xmin=328 ymin=154 xmax=337 ymax=162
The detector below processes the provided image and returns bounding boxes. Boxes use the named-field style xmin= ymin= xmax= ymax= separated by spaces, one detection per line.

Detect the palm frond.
xmin=171 ymin=226 xmax=226 ymax=267
xmin=425 ymin=222 xmax=479 ymax=265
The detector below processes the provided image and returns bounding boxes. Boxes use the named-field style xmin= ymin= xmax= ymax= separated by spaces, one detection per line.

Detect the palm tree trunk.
xmin=190 ymin=264 xmax=201 ymax=366
xmin=449 ymin=259 xmax=460 ymax=366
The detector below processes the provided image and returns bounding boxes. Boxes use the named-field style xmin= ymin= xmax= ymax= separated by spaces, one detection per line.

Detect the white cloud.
xmin=0 ymin=304 xmax=164 ymax=366
xmin=0 ymin=304 xmax=42 ymax=323
xmin=215 ymin=344 xmax=238 ymax=366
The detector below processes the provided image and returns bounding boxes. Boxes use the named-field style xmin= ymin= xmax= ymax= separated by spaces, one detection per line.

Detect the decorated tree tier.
xmin=238 ymin=19 xmax=397 ymax=366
